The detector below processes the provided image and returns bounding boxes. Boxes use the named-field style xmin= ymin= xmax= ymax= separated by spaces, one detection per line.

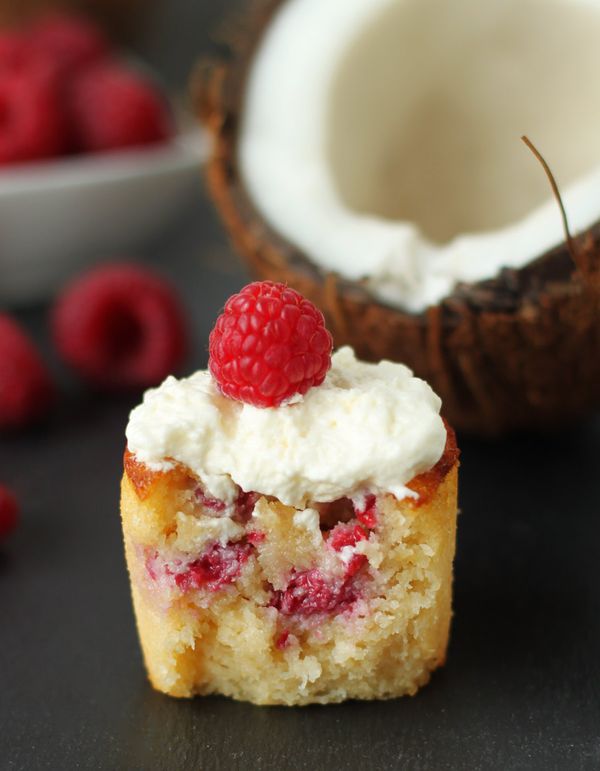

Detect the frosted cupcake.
xmin=120 ymin=281 xmax=459 ymax=705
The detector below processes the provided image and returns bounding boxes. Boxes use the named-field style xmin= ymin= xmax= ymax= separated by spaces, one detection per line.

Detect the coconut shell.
xmin=193 ymin=0 xmax=600 ymax=436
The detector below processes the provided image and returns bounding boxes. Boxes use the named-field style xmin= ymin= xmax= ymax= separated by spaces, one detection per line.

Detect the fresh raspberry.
xmin=51 ymin=264 xmax=188 ymax=390
xmin=271 ymin=569 xmax=359 ymax=617
xmin=355 ymin=494 xmax=378 ymax=529
xmin=0 ymin=314 xmax=55 ymax=430
xmin=69 ymin=62 xmax=173 ymax=153
xmin=29 ymin=13 xmax=109 ymax=73
xmin=0 ymin=65 xmax=68 ymax=164
xmin=209 ymin=281 xmax=333 ymax=408
xmin=0 ymin=485 xmax=19 ymax=541
xmin=175 ymin=541 xmax=253 ymax=592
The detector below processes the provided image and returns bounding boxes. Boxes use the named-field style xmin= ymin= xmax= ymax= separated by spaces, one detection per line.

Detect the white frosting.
xmin=126 ymin=347 xmax=446 ymax=508
xmin=239 ymin=0 xmax=600 ymax=312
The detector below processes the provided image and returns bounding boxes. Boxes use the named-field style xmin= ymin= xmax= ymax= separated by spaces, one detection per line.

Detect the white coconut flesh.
xmin=239 ymin=0 xmax=600 ymax=312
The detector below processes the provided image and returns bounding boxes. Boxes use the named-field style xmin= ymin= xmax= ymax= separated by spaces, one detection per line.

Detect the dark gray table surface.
xmin=2 ymin=3 xmax=600 ymax=769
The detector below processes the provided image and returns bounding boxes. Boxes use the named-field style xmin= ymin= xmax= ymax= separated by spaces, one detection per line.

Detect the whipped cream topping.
xmin=126 ymin=347 xmax=446 ymax=508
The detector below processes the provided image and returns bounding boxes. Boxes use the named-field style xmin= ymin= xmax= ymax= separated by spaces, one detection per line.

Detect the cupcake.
xmin=120 ymin=281 xmax=459 ymax=705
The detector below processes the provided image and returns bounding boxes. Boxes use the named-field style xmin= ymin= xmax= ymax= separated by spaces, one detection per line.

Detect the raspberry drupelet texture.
xmin=208 ymin=281 xmax=333 ymax=408
xmin=0 ymin=314 xmax=55 ymax=430
xmin=0 ymin=485 xmax=19 ymax=540
xmin=52 ymin=264 xmax=188 ymax=390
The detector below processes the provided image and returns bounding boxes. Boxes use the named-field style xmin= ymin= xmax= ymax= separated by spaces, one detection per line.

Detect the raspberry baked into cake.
xmin=120 ymin=281 xmax=459 ymax=705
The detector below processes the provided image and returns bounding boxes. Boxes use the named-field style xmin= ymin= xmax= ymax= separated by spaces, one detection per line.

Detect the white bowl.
xmin=0 ymin=130 xmax=207 ymax=305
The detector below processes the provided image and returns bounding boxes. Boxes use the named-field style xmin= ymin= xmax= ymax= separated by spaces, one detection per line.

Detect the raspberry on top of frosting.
xmin=208 ymin=281 xmax=333 ymax=408
xmin=125 ymin=346 xmax=446 ymax=509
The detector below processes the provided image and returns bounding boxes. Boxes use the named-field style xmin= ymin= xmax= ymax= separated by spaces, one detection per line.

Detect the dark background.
xmin=1 ymin=2 xmax=600 ymax=769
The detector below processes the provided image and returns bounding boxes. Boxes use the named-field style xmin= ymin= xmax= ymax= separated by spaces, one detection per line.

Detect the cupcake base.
xmin=120 ymin=438 xmax=458 ymax=706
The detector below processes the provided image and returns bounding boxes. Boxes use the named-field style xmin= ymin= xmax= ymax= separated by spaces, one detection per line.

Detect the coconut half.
xmin=195 ymin=0 xmax=600 ymax=435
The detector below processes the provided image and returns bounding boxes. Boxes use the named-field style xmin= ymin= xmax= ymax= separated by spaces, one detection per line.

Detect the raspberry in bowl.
xmin=120 ymin=281 xmax=459 ymax=705
xmin=0 ymin=11 xmax=205 ymax=305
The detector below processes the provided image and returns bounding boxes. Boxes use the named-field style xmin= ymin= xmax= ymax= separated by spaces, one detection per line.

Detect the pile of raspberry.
xmin=0 ymin=12 xmax=173 ymax=165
